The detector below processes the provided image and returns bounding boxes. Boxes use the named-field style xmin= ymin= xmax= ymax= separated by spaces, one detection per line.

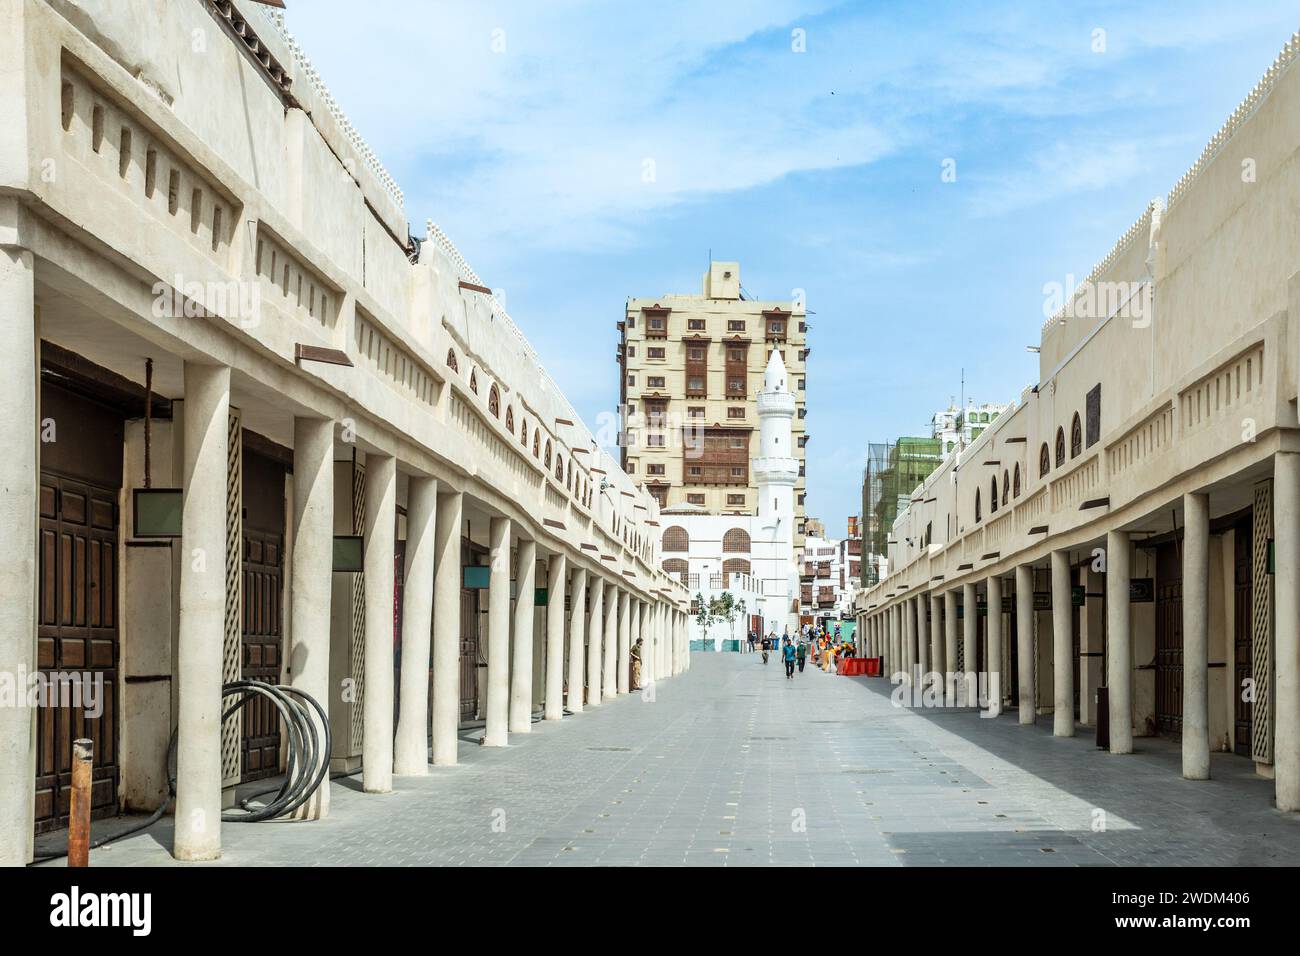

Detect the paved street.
xmin=62 ymin=654 xmax=1300 ymax=867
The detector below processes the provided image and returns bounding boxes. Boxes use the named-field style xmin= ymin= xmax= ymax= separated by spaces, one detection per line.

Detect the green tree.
xmin=710 ymin=591 xmax=737 ymax=646
xmin=694 ymin=592 xmax=712 ymax=646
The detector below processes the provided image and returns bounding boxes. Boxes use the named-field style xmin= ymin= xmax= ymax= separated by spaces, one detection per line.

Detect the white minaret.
xmin=754 ymin=348 xmax=799 ymax=524
xmin=752 ymin=348 xmax=800 ymax=634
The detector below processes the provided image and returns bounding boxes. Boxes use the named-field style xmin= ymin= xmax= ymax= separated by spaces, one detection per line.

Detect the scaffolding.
xmin=860 ymin=437 xmax=943 ymax=587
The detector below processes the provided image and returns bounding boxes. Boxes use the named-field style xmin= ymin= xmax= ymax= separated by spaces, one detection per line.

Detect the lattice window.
xmin=722 ymin=528 xmax=750 ymax=552
xmin=722 ymin=558 xmax=750 ymax=575
xmin=662 ymin=558 xmax=688 ymax=583
xmin=447 ymin=348 xmax=458 ymax=372
xmin=488 ymin=384 xmax=500 ymax=418
xmin=505 ymin=406 xmax=514 ymax=433
xmin=1014 ymin=463 xmax=1021 ymax=497
xmin=544 ymin=440 xmax=552 ymax=469
xmin=1002 ymin=469 xmax=1010 ymax=506
xmin=990 ymin=476 xmax=998 ymax=514
xmin=1070 ymin=413 xmax=1082 ymax=458
xmin=470 ymin=369 xmax=478 ymax=394
xmin=663 ymin=525 xmax=689 ymax=552
xmin=1252 ymin=481 xmax=1273 ymax=763
xmin=1055 ymin=427 xmax=1066 ymax=467
xmin=975 ymin=488 xmax=982 ymax=523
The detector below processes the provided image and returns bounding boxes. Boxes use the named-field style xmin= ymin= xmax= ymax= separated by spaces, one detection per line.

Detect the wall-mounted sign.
xmin=535 ymin=588 xmax=549 ymax=607
xmin=332 ymin=535 xmax=363 ymax=573
xmin=463 ymin=565 xmax=490 ymax=589
xmin=132 ymin=488 xmax=183 ymax=538
xmin=1129 ymin=577 xmax=1154 ymax=603
xmin=1071 ymin=585 xmax=1085 ymax=607
xmin=1033 ymin=591 xmax=1052 ymax=611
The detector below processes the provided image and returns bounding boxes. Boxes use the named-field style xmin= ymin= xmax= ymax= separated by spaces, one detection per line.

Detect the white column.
xmin=944 ymin=590 xmax=959 ymax=706
xmin=0 ymin=248 xmax=35 ymax=866
xmin=361 ymin=453 xmax=396 ymax=792
xmin=289 ymin=417 xmax=334 ymax=816
xmin=484 ymin=516 xmax=511 ymax=746
xmin=566 ymin=566 xmax=586 ymax=713
xmin=510 ymin=536 xmax=537 ymax=733
xmin=586 ymin=577 xmax=603 ymax=706
xmin=962 ymin=582 xmax=977 ymax=707
xmin=899 ymin=599 xmax=911 ymax=681
xmin=1050 ymin=550 xmax=1074 ymax=737
xmin=602 ymin=583 xmax=618 ymax=699
xmin=174 ymin=362 xmax=230 ymax=861
xmin=987 ymin=576 xmax=1003 ymax=718
xmin=656 ymin=602 xmax=667 ymax=678
xmin=431 ymin=490 xmax=462 ymax=765
xmin=672 ymin=609 xmax=680 ymax=672
xmin=394 ymin=475 xmax=437 ymax=775
xmin=643 ymin=601 xmax=656 ymax=684
xmin=544 ymin=553 xmax=567 ymax=720
xmin=1107 ymin=530 xmax=1133 ymax=754
xmin=916 ymin=596 xmax=930 ymax=677
xmin=1275 ymin=452 xmax=1300 ymax=810
xmin=617 ymin=589 xmax=631 ymax=694
xmin=929 ymin=595 xmax=944 ymax=684
xmin=1016 ymin=565 xmax=1035 ymax=725
xmin=1183 ymin=492 xmax=1210 ymax=779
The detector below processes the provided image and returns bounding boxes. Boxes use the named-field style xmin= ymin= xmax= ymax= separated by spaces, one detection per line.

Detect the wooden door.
xmin=1155 ymin=541 xmax=1184 ymax=737
xmin=459 ymin=587 xmax=479 ymax=721
xmin=35 ymin=476 xmax=119 ymax=831
xmin=241 ymin=527 xmax=283 ymax=780
xmin=240 ymin=446 xmax=286 ymax=782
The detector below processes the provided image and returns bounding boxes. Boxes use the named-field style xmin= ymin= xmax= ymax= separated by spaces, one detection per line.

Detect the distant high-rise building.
xmin=932 ymin=401 xmax=1012 ymax=457
xmin=619 ymin=262 xmax=809 ymax=549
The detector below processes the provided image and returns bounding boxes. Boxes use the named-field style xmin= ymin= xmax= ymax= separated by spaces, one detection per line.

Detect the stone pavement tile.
xmin=66 ymin=654 xmax=1300 ymax=867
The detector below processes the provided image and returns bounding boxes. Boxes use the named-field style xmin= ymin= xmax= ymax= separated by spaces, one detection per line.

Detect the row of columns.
xmin=81 ymin=362 xmax=691 ymax=864
xmin=859 ymin=466 xmax=1300 ymax=810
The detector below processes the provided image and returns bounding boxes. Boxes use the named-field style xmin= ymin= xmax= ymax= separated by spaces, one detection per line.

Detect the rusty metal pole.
xmin=67 ymin=738 xmax=93 ymax=867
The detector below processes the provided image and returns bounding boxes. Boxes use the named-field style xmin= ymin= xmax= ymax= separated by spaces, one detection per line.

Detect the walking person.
xmin=761 ymin=634 xmax=770 ymax=665
xmin=782 ymin=638 xmax=796 ymax=679
xmin=630 ymin=637 xmax=644 ymax=690
xmin=796 ymin=639 xmax=807 ymax=673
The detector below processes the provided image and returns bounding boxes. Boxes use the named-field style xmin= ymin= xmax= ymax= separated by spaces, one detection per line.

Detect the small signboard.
xmin=332 ymin=535 xmax=363 ymax=572
xmin=1033 ymin=591 xmax=1052 ymax=611
xmin=1129 ymin=578 xmax=1154 ymax=603
xmin=463 ymin=565 xmax=490 ymax=589
xmin=133 ymin=488 xmax=183 ymax=538
xmin=1072 ymin=584 xmax=1085 ymax=607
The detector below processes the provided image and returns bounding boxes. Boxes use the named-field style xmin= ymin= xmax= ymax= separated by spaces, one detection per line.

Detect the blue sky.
xmin=287 ymin=0 xmax=1299 ymax=537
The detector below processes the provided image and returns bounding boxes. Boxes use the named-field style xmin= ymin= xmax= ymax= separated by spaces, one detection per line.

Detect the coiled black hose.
xmin=215 ymin=680 xmax=332 ymax=822
xmin=30 ymin=681 xmax=330 ymax=863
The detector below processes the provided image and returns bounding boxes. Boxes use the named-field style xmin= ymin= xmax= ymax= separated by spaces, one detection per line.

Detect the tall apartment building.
xmin=620 ymin=262 xmax=809 ymax=548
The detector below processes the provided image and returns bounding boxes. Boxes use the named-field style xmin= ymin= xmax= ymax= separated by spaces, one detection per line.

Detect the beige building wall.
xmin=620 ymin=262 xmax=808 ymax=549
xmin=859 ymin=34 xmax=1300 ymax=806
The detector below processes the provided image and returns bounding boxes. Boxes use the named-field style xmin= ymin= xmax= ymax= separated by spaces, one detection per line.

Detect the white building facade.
xmin=662 ymin=350 xmax=800 ymax=647
xmin=933 ymin=402 xmax=1013 ymax=458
